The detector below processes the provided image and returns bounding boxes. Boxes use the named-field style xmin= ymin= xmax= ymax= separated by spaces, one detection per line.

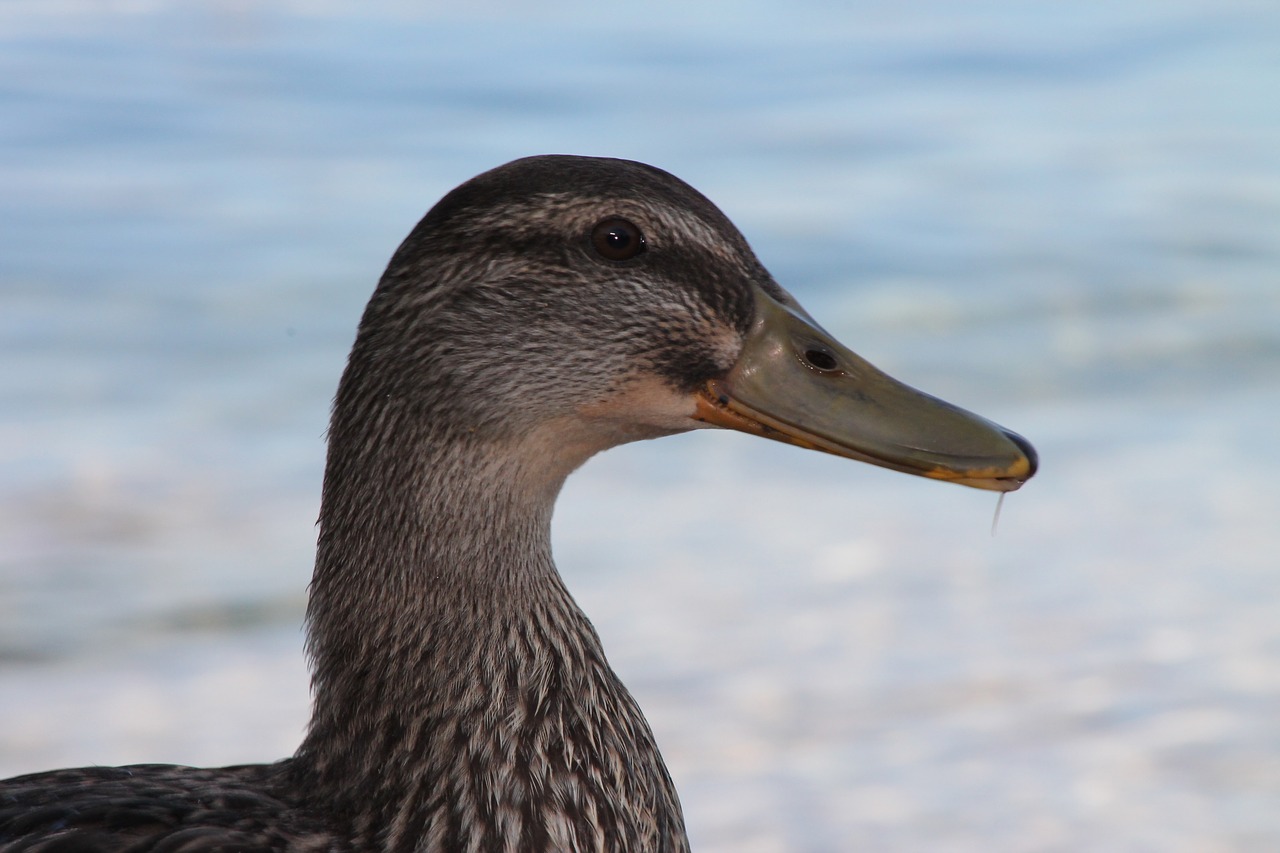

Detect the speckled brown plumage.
xmin=2 ymin=156 xmax=769 ymax=853
xmin=0 ymin=763 xmax=332 ymax=853
xmin=0 ymin=155 xmax=1037 ymax=853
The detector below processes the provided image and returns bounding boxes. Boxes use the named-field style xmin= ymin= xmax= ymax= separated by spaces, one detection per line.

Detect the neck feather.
xmin=291 ymin=398 xmax=688 ymax=852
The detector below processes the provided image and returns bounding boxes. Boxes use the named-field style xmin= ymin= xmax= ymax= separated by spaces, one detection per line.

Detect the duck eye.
xmin=591 ymin=218 xmax=646 ymax=261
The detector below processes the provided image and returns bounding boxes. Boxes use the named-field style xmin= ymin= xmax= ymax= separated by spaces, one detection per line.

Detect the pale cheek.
xmin=579 ymin=375 xmax=700 ymax=433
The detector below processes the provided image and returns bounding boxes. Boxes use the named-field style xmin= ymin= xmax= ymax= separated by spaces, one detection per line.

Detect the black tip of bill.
xmin=694 ymin=286 xmax=1037 ymax=494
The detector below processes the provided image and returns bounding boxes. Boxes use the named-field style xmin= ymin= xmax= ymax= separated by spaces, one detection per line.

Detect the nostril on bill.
xmin=802 ymin=348 xmax=838 ymax=372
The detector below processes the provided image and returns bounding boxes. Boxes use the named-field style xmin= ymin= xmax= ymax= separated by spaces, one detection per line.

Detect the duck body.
xmin=0 ymin=764 xmax=330 ymax=852
xmin=0 ymin=156 xmax=1035 ymax=853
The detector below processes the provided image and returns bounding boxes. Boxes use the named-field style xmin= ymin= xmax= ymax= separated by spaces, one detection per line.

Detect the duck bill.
xmin=694 ymin=286 xmax=1037 ymax=492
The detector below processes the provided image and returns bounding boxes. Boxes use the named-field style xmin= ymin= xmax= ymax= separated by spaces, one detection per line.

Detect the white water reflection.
xmin=1 ymin=2 xmax=1278 ymax=850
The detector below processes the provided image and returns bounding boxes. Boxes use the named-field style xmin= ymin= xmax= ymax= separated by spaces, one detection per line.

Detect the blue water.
xmin=2 ymin=2 xmax=1278 ymax=850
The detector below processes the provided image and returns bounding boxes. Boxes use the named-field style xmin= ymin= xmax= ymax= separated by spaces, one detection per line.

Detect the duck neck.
xmin=292 ymin=405 xmax=687 ymax=852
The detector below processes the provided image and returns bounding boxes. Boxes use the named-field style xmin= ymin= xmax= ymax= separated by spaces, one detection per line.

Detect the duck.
xmin=0 ymin=155 xmax=1036 ymax=853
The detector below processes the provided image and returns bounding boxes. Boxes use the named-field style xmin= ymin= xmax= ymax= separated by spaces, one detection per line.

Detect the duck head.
xmin=341 ymin=155 xmax=1036 ymax=493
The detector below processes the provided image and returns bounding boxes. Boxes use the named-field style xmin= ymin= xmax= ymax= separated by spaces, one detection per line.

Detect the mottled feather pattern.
xmin=297 ymin=442 xmax=690 ymax=852
xmin=0 ymin=763 xmax=335 ymax=853
xmin=1 ymin=156 xmax=794 ymax=852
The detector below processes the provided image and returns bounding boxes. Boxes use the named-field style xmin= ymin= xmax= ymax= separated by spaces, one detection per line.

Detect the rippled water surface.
xmin=2 ymin=2 xmax=1278 ymax=850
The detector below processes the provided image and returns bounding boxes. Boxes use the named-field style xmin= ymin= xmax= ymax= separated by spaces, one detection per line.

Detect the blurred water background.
xmin=2 ymin=1 xmax=1278 ymax=850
